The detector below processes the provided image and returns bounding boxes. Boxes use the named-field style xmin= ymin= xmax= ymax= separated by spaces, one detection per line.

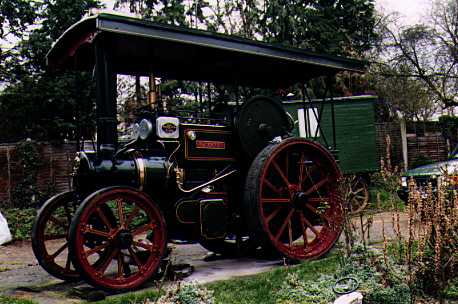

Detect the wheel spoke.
xmin=64 ymin=205 xmax=73 ymax=224
xmin=272 ymin=159 xmax=290 ymax=187
xmin=125 ymin=206 xmax=141 ymax=227
xmin=298 ymin=211 xmax=308 ymax=248
xmin=131 ymin=223 xmax=155 ymax=236
xmin=116 ymin=199 xmax=126 ymax=228
xmin=266 ymin=206 xmax=283 ymax=223
xmin=96 ymin=207 xmax=113 ymax=230
xmin=288 ymin=219 xmax=293 ymax=248
xmin=96 ymin=248 xmax=119 ymax=275
xmin=117 ymin=252 xmax=124 ymax=278
xmin=352 ymin=187 xmax=365 ymax=195
xmin=65 ymin=251 xmax=71 ymax=271
xmin=84 ymin=242 xmax=110 ymax=257
xmin=305 ymin=204 xmax=332 ymax=223
xmin=128 ymin=247 xmax=143 ymax=267
xmin=298 ymin=153 xmax=305 ymax=190
xmin=50 ymin=242 xmax=68 ymax=259
xmin=304 ymin=177 xmax=330 ymax=196
xmin=133 ymin=241 xmax=156 ymax=253
xmin=308 ymin=197 xmax=329 ymax=203
xmin=263 ymin=179 xmax=283 ymax=196
xmin=48 ymin=216 xmax=66 ymax=229
xmin=43 ymin=233 xmax=68 ymax=240
xmin=261 ymin=198 xmax=290 ymax=204
xmin=274 ymin=209 xmax=294 ymax=242
xmin=82 ymin=225 xmax=111 ymax=238
xmin=300 ymin=213 xmax=320 ymax=236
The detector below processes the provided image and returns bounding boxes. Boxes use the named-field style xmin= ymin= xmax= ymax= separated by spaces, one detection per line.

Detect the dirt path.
xmin=0 ymin=212 xmax=408 ymax=304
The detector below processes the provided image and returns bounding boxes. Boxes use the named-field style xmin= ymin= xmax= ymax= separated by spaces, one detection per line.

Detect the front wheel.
xmin=244 ymin=138 xmax=344 ymax=261
xmin=69 ymin=187 xmax=167 ymax=292
xmin=32 ymin=191 xmax=80 ymax=281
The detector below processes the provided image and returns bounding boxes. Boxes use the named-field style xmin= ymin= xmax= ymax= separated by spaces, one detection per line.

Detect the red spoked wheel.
xmin=245 ymin=138 xmax=344 ymax=261
xmin=32 ymin=191 xmax=80 ymax=281
xmin=69 ymin=187 xmax=167 ymax=291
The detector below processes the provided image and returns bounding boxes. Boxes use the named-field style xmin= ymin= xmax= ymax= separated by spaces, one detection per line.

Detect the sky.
xmin=375 ymin=0 xmax=431 ymax=25
xmin=101 ymin=0 xmax=431 ymax=26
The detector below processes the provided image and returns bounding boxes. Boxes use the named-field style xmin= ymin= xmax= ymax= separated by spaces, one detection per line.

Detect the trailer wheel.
xmin=69 ymin=187 xmax=167 ymax=292
xmin=345 ymin=175 xmax=369 ymax=215
xmin=32 ymin=191 xmax=80 ymax=281
xmin=245 ymin=138 xmax=344 ymax=261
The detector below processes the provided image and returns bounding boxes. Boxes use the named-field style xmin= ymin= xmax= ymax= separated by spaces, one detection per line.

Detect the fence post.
xmin=400 ymin=119 xmax=408 ymax=171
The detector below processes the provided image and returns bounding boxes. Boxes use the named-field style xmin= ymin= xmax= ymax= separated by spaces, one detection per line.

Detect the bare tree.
xmin=377 ymin=0 xmax=458 ymax=110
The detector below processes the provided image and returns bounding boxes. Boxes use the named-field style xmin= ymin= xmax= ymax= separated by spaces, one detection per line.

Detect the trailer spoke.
xmin=116 ymin=199 xmax=126 ymax=228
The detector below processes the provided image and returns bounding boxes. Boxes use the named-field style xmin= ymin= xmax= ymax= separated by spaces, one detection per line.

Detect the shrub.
xmin=155 ymin=282 xmax=215 ymax=304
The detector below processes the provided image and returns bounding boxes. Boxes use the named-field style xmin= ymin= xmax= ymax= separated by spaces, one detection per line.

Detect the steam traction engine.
xmin=31 ymin=13 xmax=365 ymax=291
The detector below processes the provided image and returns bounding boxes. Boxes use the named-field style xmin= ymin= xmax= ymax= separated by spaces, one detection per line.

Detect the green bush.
xmin=276 ymin=247 xmax=411 ymax=304
xmin=2 ymin=208 xmax=36 ymax=241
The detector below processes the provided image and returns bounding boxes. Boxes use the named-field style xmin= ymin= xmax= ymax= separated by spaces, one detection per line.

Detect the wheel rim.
xmin=257 ymin=139 xmax=343 ymax=260
xmin=72 ymin=188 xmax=166 ymax=290
xmin=32 ymin=191 xmax=80 ymax=281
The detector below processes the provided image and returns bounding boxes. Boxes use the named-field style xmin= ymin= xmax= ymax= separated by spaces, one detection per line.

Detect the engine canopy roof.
xmin=47 ymin=13 xmax=366 ymax=88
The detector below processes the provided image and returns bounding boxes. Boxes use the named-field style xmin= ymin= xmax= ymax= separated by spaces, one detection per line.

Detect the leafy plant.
xmin=2 ymin=208 xmax=36 ymax=241
xmin=155 ymin=282 xmax=214 ymax=304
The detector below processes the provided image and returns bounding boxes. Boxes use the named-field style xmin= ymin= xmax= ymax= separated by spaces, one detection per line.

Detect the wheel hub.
xmin=292 ymin=191 xmax=308 ymax=210
xmin=117 ymin=230 xmax=133 ymax=249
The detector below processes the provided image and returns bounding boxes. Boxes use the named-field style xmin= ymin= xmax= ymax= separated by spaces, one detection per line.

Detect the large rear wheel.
xmin=69 ymin=187 xmax=167 ymax=292
xmin=245 ymin=138 xmax=344 ymax=261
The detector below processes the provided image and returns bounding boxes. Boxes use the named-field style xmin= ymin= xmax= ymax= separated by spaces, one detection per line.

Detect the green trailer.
xmin=283 ymin=95 xmax=378 ymax=213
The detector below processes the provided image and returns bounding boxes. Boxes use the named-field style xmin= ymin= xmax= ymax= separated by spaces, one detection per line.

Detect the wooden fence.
xmin=375 ymin=122 xmax=449 ymax=170
xmin=0 ymin=142 xmax=77 ymax=207
xmin=407 ymin=133 xmax=448 ymax=168
xmin=375 ymin=122 xmax=404 ymax=168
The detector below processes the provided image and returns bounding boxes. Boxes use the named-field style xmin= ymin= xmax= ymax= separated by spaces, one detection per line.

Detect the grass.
xmin=92 ymin=290 xmax=160 ymax=304
xmin=367 ymin=187 xmax=405 ymax=213
xmin=208 ymin=256 xmax=339 ymax=304
xmin=90 ymin=254 xmax=340 ymax=304
xmin=0 ymin=296 xmax=37 ymax=304
xmin=445 ymin=278 xmax=458 ymax=300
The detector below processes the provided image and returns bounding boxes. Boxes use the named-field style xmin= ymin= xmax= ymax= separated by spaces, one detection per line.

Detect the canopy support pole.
xmin=95 ymin=38 xmax=118 ymax=154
